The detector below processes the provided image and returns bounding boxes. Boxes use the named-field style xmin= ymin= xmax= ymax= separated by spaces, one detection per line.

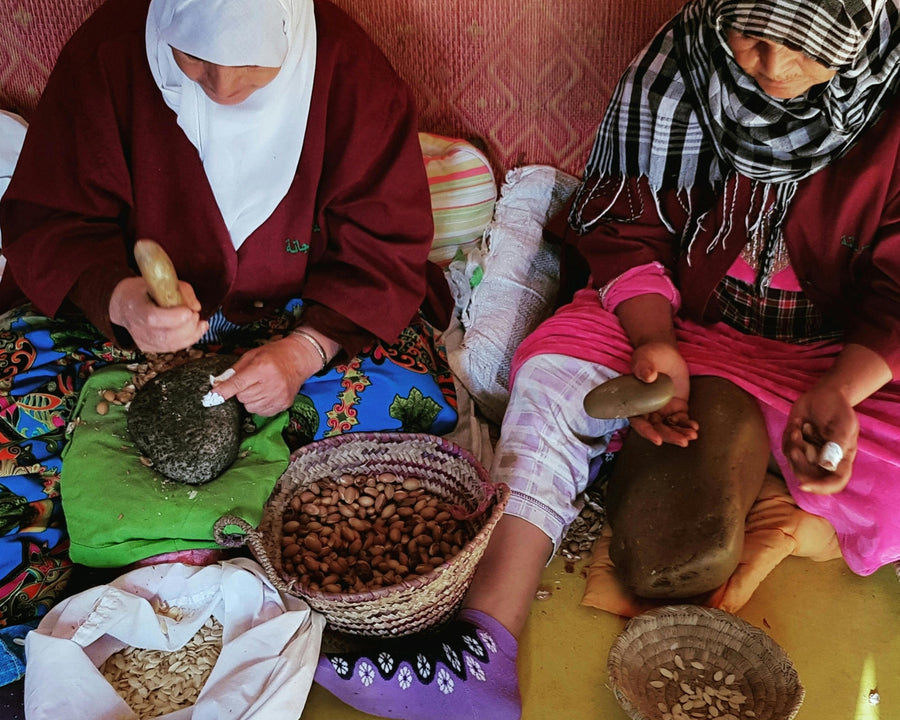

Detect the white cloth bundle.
xmin=24 ymin=558 xmax=325 ymax=720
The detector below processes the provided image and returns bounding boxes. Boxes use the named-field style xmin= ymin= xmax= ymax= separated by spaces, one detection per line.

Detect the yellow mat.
xmin=300 ymin=554 xmax=899 ymax=719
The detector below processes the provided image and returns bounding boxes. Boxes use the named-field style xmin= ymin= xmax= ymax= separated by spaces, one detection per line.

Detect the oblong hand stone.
xmin=127 ymin=355 xmax=244 ymax=484
xmin=583 ymin=373 xmax=675 ymax=419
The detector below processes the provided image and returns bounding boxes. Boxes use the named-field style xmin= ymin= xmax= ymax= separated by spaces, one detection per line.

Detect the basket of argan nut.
xmin=607 ymin=605 xmax=805 ymax=720
xmin=215 ymin=432 xmax=509 ymax=637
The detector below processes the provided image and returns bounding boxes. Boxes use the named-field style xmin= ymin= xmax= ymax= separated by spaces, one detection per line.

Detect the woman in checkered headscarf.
xmin=579 ymin=0 xmax=900 ymax=196
xmin=505 ymin=0 xmax=900 ymax=608
xmin=572 ymin=0 xmax=900 ymax=289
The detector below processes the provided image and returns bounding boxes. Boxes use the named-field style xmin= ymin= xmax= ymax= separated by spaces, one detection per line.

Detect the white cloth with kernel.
xmin=24 ymin=558 xmax=325 ymax=719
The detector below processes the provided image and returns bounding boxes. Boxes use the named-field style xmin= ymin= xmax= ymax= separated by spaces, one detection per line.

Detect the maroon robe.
xmin=0 ymin=0 xmax=451 ymax=355
xmin=556 ymin=92 xmax=900 ymax=374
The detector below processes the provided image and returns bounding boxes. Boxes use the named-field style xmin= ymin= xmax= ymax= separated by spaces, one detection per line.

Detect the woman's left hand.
xmin=210 ymin=336 xmax=322 ymax=416
xmin=782 ymin=386 xmax=859 ymax=494
xmin=630 ymin=396 xmax=699 ymax=447
xmin=628 ymin=339 xmax=699 ymax=447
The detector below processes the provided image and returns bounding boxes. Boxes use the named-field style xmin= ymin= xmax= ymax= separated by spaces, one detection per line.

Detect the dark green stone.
xmin=127 ymin=355 xmax=244 ymax=485
xmin=606 ymin=375 xmax=769 ymax=599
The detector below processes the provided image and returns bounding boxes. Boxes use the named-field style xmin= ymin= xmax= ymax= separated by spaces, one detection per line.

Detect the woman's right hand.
xmin=783 ymin=387 xmax=857 ymax=494
xmin=628 ymin=340 xmax=698 ymax=447
xmin=109 ymin=277 xmax=208 ymax=352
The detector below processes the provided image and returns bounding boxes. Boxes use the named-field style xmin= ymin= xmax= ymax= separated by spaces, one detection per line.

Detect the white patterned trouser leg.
xmin=490 ymin=353 xmax=629 ymax=556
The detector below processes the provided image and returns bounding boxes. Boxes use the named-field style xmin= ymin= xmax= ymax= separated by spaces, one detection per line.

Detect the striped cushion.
xmin=420 ymin=132 xmax=497 ymax=266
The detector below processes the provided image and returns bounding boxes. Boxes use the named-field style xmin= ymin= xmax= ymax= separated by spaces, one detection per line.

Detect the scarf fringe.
xmin=569 ymin=174 xmax=629 ymax=234
xmin=573 ymin=170 xmax=799 ymax=293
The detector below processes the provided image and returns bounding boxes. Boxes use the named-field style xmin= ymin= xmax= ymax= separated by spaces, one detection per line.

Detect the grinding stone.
xmin=127 ymin=355 xmax=244 ymax=484
xmin=606 ymin=375 xmax=769 ymax=599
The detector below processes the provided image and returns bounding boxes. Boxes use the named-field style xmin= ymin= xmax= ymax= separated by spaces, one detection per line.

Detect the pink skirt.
xmin=512 ymin=288 xmax=900 ymax=576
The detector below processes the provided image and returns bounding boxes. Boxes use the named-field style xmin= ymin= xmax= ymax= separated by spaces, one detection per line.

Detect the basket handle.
xmin=449 ymin=481 xmax=508 ymax=521
xmin=213 ymin=515 xmax=256 ymax=548
xmin=213 ymin=515 xmax=295 ymax=595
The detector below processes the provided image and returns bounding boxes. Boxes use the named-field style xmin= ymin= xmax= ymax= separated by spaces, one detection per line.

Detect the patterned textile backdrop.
xmin=0 ymin=0 xmax=685 ymax=176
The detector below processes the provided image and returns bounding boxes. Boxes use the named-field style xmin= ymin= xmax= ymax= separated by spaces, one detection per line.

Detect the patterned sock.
xmin=314 ymin=608 xmax=521 ymax=720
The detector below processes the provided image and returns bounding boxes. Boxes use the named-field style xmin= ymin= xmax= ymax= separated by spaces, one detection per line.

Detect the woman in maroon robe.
xmin=0 ymin=0 xmax=455 ymax=637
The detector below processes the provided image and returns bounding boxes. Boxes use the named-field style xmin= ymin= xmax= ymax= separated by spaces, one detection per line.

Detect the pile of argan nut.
xmin=94 ymin=349 xmax=207 ymax=416
xmin=277 ymin=472 xmax=477 ymax=594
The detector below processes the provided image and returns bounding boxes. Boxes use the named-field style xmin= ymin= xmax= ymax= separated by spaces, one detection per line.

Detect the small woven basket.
xmin=216 ymin=432 xmax=508 ymax=637
xmin=608 ymin=605 xmax=804 ymax=720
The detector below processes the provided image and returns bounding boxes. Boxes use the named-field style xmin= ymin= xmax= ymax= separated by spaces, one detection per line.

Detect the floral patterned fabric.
xmin=0 ymin=306 xmax=132 ymax=629
xmin=325 ymin=616 xmax=499 ymax=692
xmin=0 ymin=301 xmax=456 ymax=639
xmin=286 ymin=319 xmax=458 ymax=448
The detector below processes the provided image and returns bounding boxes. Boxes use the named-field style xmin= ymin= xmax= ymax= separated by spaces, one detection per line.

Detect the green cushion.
xmin=61 ymin=364 xmax=290 ymax=567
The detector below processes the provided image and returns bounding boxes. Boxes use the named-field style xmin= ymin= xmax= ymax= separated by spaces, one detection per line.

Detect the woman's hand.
xmin=628 ymin=340 xmax=698 ymax=446
xmin=783 ymin=387 xmax=858 ymax=494
xmin=211 ymin=329 xmax=339 ymax=417
xmin=109 ymin=277 xmax=208 ymax=352
xmin=613 ymin=293 xmax=697 ymax=447
xmin=782 ymin=343 xmax=891 ymax=495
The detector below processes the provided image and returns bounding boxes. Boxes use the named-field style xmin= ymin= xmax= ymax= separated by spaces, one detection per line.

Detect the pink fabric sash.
xmin=512 ymin=288 xmax=900 ymax=575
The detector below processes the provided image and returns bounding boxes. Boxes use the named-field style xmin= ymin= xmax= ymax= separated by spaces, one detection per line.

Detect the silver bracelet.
xmin=291 ymin=329 xmax=329 ymax=369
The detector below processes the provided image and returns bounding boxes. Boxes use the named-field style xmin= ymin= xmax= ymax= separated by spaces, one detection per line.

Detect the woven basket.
xmin=608 ymin=605 xmax=804 ymax=720
xmin=216 ymin=432 xmax=508 ymax=637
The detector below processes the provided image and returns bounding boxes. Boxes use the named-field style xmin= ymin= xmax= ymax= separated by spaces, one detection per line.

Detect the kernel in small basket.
xmin=649 ymin=657 xmax=748 ymax=720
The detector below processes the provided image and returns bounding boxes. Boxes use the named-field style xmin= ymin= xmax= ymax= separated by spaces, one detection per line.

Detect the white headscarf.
xmin=146 ymin=0 xmax=317 ymax=249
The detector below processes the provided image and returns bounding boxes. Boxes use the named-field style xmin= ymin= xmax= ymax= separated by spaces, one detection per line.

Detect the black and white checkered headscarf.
xmin=572 ymin=0 xmax=900 ymax=236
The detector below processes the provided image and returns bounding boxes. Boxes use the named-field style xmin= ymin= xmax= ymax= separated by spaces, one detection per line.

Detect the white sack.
xmin=24 ymin=557 xmax=325 ymax=720
xmin=449 ymin=165 xmax=580 ymax=424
